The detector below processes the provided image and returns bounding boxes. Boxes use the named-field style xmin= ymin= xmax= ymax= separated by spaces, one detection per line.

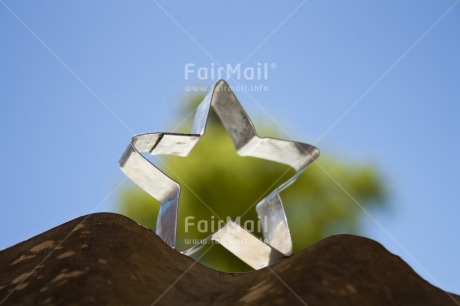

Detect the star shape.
xmin=119 ymin=80 xmax=319 ymax=269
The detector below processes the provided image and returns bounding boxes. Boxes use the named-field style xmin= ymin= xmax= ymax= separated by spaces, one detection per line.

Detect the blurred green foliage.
xmin=118 ymin=94 xmax=385 ymax=271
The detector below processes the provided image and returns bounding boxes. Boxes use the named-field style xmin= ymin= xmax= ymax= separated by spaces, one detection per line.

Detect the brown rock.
xmin=0 ymin=213 xmax=458 ymax=305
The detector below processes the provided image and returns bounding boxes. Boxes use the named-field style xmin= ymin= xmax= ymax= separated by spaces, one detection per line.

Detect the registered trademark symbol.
xmin=270 ymin=63 xmax=276 ymax=69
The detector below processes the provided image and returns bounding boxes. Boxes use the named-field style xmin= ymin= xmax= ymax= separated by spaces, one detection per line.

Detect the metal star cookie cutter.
xmin=119 ymin=80 xmax=320 ymax=269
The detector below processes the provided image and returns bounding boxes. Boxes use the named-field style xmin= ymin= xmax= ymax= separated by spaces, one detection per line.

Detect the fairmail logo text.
xmin=184 ymin=63 xmax=275 ymax=81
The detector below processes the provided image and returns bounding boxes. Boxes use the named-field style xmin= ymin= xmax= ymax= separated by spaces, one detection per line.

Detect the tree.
xmin=118 ymin=94 xmax=385 ymax=271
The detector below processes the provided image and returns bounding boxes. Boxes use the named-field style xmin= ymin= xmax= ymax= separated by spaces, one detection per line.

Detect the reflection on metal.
xmin=119 ymin=80 xmax=320 ymax=269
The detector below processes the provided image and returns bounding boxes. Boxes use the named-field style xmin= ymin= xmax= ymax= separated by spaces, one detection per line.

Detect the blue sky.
xmin=1 ymin=1 xmax=459 ymax=293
